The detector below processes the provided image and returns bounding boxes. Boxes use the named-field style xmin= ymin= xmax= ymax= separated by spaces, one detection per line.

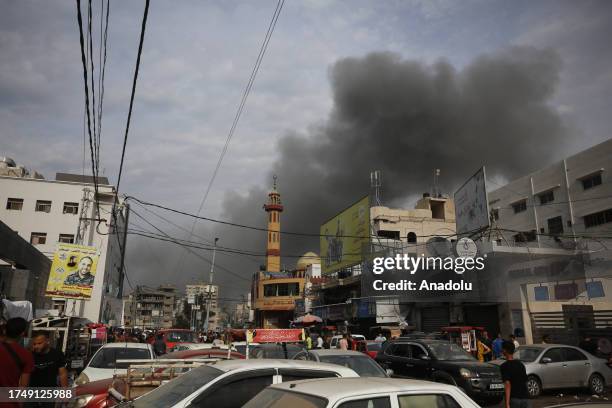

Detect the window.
xmin=514 ymin=231 xmax=536 ymax=243
xmin=194 ymin=374 xmax=274 ymax=408
xmin=278 ymin=369 xmax=338 ymax=382
xmin=377 ymin=230 xmax=400 ymax=240
xmin=581 ymin=172 xmax=602 ymax=190
xmin=398 ymin=394 xmax=461 ymax=408
xmin=6 ymin=198 xmax=24 ymax=210
xmin=586 ymin=281 xmax=605 ymax=298
xmin=547 ymin=216 xmax=564 ymax=235
xmin=338 ymin=397 xmax=391 ymax=408
xmin=538 ymin=190 xmax=555 ymax=205
xmin=554 ymin=283 xmax=578 ymax=300
xmin=58 ymin=234 xmax=75 ymax=244
xmin=89 ymin=347 xmax=151 ymax=369
xmin=583 ymin=208 xmax=612 ymax=228
xmin=63 ymin=202 xmax=79 ymax=214
xmin=35 ymin=200 xmax=52 ymax=213
xmin=409 ymin=344 xmax=427 ymax=359
xmin=542 ymin=348 xmax=564 ymax=363
xmin=30 ymin=232 xmax=47 ymax=245
xmin=242 ymin=389 xmax=327 ymax=408
xmin=407 ymin=232 xmax=417 ymax=243
xmin=491 ymin=208 xmax=499 ymax=220
xmin=263 ymin=283 xmax=300 ymax=297
xmin=512 ymin=200 xmax=527 ymax=213
xmin=386 ymin=343 xmax=410 ymax=357
xmin=534 ymin=286 xmax=549 ymax=301
xmin=563 ymin=348 xmax=587 ymax=361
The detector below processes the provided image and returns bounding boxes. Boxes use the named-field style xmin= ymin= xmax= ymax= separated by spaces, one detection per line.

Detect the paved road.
xmin=487 ymin=387 xmax=611 ymax=407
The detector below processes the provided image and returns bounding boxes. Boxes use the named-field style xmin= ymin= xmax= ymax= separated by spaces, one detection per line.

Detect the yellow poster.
xmin=320 ymin=196 xmax=370 ymax=274
xmin=45 ymin=243 xmax=100 ymax=300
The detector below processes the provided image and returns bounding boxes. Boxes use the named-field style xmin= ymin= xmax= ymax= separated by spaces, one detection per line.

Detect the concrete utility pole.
xmin=203 ymin=238 xmax=219 ymax=333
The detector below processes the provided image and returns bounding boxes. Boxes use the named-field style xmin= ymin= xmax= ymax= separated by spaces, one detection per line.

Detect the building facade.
xmin=123 ymin=285 xmax=177 ymax=329
xmin=0 ymin=157 xmax=127 ymax=324
xmin=186 ymin=283 xmax=219 ymax=330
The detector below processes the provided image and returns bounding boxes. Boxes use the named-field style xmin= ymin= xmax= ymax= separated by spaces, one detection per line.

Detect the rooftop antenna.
xmin=433 ymin=168 xmax=441 ymax=197
xmin=370 ymin=170 xmax=382 ymax=206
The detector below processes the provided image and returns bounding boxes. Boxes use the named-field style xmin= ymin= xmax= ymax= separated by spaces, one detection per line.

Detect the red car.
xmin=72 ymin=348 xmax=245 ymax=408
xmin=146 ymin=329 xmax=196 ymax=350
xmin=354 ymin=340 xmax=384 ymax=359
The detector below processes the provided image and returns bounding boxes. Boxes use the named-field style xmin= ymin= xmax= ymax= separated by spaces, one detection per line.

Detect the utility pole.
xmin=203 ymin=238 xmax=219 ymax=333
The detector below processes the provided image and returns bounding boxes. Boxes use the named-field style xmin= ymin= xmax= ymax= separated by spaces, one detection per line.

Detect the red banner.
xmin=248 ymin=329 xmax=304 ymax=343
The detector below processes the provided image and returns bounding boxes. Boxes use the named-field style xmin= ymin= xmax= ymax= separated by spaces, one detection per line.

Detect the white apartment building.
xmin=484 ymin=138 xmax=612 ymax=344
xmin=0 ymin=157 xmax=128 ymax=324
xmin=186 ymin=283 xmax=219 ymax=329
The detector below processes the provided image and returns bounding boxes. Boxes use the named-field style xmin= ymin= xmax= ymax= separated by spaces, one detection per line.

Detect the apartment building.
xmin=186 ymin=283 xmax=219 ymax=330
xmin=124 ymin=285 xmax=177 ymax=329
xmin=0 ymin=157 xmax=127 ymax=324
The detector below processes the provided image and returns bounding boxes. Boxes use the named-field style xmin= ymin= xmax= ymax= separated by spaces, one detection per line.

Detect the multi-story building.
xmin=0 ymin=157 xmax=128 ymax=324
xmin=186 ymin=283 xmax=219 ymax=330
xmin=252 ymin=178 xmax=305 ymax=328
xmin=480 ymin=138 xmax=612 ymax=344
xmin=123 ymin=285 xmax=177 ymax=329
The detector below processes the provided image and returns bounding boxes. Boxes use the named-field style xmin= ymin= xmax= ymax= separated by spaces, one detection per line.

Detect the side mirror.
xmin=541 ymin=357 xmax=552 ymax=364
xmin=420 ymin=355 xmax=431 ymax=361
xmin=386 ymin=368 xmax=394 ymax=376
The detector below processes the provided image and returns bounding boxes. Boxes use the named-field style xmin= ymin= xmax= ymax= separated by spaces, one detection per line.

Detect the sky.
xmin=1 ymin=0 xmax=611 ymax=304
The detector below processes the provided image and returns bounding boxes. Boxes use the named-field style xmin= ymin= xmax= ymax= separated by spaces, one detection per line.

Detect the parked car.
xmin=243 ymin=377 xmax=481 ymax=408
xmin=376 ymin=339 xmax=504 ymax=404
xmin=72 ymin=348 xmax=244 ymax=408
xmin=169 ymin=343 xmax=236 ymax=352
xmin=146 ymin=329 xmax=196 ymax=350
xmin=492 ymin=344 xmax=612 ymax=398
xmin=116 ymin=359 xmax=360 ymax=408
xmin=354 ymin=340 xmax=384 ymax=359
xmin=75 ymin=342 xmax=155 ymax=385
xmin=293 ymin=349 xmax=389 ymax=378
xmin=248 ymin=343 xmax=304 ymax=359
xmin=330 ymin=334 xmax=366 ymax=349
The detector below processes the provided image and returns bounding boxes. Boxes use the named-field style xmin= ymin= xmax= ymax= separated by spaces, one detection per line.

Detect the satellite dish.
xmin=425 ymin=237 xmax=452 ymax=257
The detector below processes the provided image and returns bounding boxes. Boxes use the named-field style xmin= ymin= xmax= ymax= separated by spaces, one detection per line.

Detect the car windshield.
xmin=89 ymin=347 xmax=151 ymax=369
xmin=250 ymin=344 xmax=304 ymax=359
xmin=243 ymin=388 xmax=328 ymax=408
xmin=167 ymin=331 xmax=195 ymax=343
xmin=319 ymin=355 xmax=387 ymax=377
xmin=514 ymin=347 xmax=541 ymax=362
xmin=133 ymin=365 xmax=223 ymax=408
xmin=427 ymin=342 xmax=476 ymax=361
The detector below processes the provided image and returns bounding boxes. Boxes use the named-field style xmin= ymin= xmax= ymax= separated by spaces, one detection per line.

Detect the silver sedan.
xmin=495 ymin=344 xmax=612 ymax=398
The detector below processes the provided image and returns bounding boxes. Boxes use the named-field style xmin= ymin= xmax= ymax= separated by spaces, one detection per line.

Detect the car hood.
xmin=82 ymin=366 xmax=127 ymax=382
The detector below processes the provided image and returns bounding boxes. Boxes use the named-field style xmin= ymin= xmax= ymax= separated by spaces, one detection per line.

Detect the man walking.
xmin=153 ymin=333 xmax=166 ymax=356
xmin=500 ymin=340 xmax=530 ymax=408
xmin=30 ymin=332 xmax=69 ymax=388
xmin=0 ymin=317 xmax=34 ymax=388
xmin=492 ymin=333 xmax=504 ymax=359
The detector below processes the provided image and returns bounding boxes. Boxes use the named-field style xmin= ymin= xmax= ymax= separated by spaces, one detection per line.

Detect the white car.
xmin=75 ymin=342 xmax=155 ymax=385
xmin=119 ymin=358 xmax=359 ymax=408
xmin=330 ymin=334 xmax=366 ymax=348
xmin=244 ymin=377 xmax=481 ymax=408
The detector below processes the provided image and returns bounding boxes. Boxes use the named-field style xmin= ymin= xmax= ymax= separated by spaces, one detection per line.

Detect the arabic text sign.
xmin=247 ymin=329 xmax=304 ymax=343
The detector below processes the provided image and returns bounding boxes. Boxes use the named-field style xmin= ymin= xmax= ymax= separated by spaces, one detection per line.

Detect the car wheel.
xmin=588 ymin=374 xmax=605 ymax=395
xmin=526 ymin=375 xmax=541 ymax=399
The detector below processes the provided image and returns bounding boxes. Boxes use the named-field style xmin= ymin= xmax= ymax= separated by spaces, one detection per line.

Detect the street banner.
xmin=45 ymin=243 xmax=100 ymax=300
xmin=320 ymin=195 xmax=370 ymax=274
xmin=247 ymin=329 xmax=304 ymax=343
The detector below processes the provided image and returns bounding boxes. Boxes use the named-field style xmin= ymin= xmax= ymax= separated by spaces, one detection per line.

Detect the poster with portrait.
xmin=45 ymin=243 xmax=100 ymax=300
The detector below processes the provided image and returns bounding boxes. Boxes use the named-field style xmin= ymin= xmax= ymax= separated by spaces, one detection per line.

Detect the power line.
xmin=175 ymin=0 xmax=285 ymax=274
xmin=115 ymin=0 xmax=150 ymax=195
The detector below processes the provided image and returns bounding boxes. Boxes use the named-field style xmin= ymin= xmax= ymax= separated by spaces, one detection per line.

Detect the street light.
xmin=203 ymin=237 xmax=219 ymax=333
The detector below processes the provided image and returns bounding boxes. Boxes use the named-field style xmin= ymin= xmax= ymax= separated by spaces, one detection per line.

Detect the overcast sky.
xmin=1 ymin=0 xmax=611 ymax=304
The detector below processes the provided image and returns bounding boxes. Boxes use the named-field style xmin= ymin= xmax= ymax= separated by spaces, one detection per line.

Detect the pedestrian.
xmin=29 ymin=332 xmax=68 ymax=387
xmin=510 ymin=334 xmax=520 ymax=350
xmin=316 ymin=334 xmax=324 ymax=349
xmin=323 ymin=336 xmax=331 ymax=349
xmin=500 ymin=340 xmax=530 ymax=408
xmin=492 ymin=333 xmax=504 ymax=359
xmin=476 ymin=335 xmax=492 ymax=362
xmin=0 ymin=317 xmax=35 ymax=389
xmin=375 ymin=333 xmax=386 ymax=342
xmin=153 ymin=333 xmax=166 ymax=356
xmin=541 ymin=334 xmax=551 ymax=344
xmin=338 ymin=333 xmax=349 ymax=351
xmin=304 ymin=332 xmax=312 ymax=350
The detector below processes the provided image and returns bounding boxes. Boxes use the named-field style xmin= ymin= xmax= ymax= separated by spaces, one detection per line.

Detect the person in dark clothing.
xmin=500 ymin=340 xmax=530 ymax=408
xmin=153 ymin=334 xmax=166 ymax=356
xmin=579 ymin=336 xmax=598 ymax=355
xmin=30 ymin=332 xmax=68 ymax=387
xmin=0 ymin=317 xmax=34 ymax=388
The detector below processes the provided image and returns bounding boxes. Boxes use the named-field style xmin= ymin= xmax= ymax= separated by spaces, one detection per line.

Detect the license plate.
xmin=489 ymin=383 xmax=504 ymax=390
